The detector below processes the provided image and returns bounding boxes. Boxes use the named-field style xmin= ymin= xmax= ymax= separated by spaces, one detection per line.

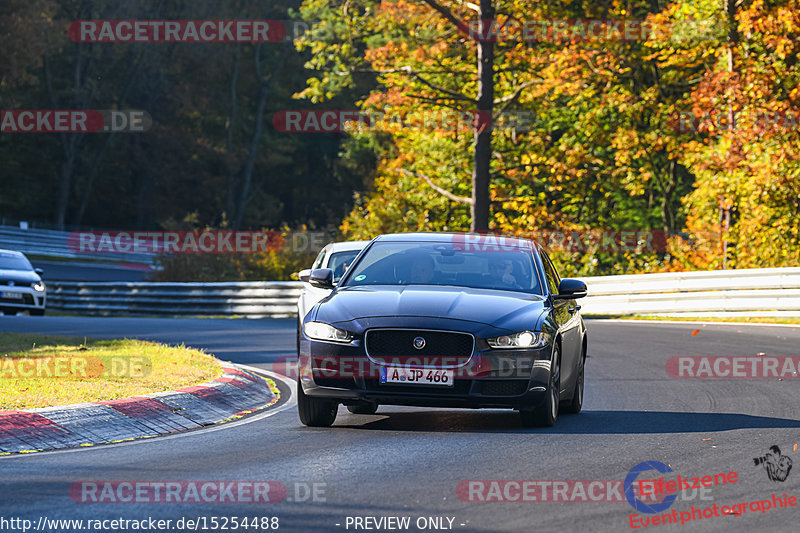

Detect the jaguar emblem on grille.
xmin=413 ymin=337 xmax=426 ymax=350
xmin=7 ymin=281 xmax=13 ymax=287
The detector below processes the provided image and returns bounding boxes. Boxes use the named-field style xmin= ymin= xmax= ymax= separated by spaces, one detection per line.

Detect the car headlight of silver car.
xmin=32 ymin=281 xmax=46 ymax=292
xmin=303 ymin=321 xmax=352 ymax=343
xmin=487 ymin=331 xmax=551 ymax=349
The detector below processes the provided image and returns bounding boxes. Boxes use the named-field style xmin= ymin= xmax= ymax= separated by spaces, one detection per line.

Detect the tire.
xmin=347 ymin=402 xmax=379 ymax=415
xmin=561 ymin=348 xmax=584 ymax=414
xmin=297 ymin=379 xmax=338 ymax=427
xmin=520 ymin=343 xmax=560 ymax=427
xmin=30 ymin=308 xmax=45 ymax=316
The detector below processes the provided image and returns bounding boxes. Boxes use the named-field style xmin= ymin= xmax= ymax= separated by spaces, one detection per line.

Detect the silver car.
xmin=0 ymin=249 xmax=46 ymax=315
xmin=296 ymin=241 xmax=368 ymax=352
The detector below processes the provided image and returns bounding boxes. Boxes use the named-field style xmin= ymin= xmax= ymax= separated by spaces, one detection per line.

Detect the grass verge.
xmin=0 ymin=333 xmax=221 ymax=410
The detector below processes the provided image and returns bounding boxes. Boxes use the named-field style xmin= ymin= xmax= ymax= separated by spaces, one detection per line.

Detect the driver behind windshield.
xmin=408 ymin=254 xmax=435 ymax=283
xmin=488 ymin=258 xmax=517 ymax=287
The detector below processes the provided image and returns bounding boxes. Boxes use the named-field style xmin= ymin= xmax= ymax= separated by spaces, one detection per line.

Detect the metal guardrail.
xmin=43 ymin=268 xmax=800 ymax=318
xmin=0 ymin=225 xmax=156 ymax=264
xmin=47 ymin=281 xmax=303 ymax=318
xmin=578 ymin=267 xmax=800 ymax=317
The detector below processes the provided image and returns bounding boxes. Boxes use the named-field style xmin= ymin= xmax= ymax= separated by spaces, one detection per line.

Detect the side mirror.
xmin=297 ymin=269 xmax=312 ymax=283
xmin=554 ymin=278 xmax=587 ymax=299
xmin=34 ymin=268 xmax=44 ymax=277
xmin=309 ymin=268 xmax=334 ymax=289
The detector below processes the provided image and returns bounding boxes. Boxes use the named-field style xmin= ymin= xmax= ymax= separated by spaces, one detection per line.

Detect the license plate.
xmin=380 ymin=366 xmax=454 ymax=387
xmin=0 ymin=291 xmax=23 ymax=299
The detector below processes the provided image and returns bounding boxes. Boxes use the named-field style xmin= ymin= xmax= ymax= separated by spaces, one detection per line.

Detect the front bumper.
xmin=0 ymin=285 xmax=46 ymax=313
xmin=299 ymin=328 xmax=553 ymax=409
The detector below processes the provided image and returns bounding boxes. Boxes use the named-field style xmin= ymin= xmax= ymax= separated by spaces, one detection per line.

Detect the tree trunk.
xmin=661 ymin=159 xmax=677 ymax=234
xmin=232 ymin=46 xmax=288 ymax=229
xmin=45 ymin=49 xmax=85 ymax=230
xmin=226 ymin=45 xmax=241 ymax=223
xmin=471 ymin=0 xmax=495 ymax=232
xmin=55 ymin=142 xmax=78 ymax=229
xmin=233 ymin=83 xmax=269 ymax=229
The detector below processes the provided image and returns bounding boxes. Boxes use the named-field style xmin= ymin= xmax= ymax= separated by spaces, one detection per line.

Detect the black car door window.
xmin=540 ymin=250 xmax=560 ymax=295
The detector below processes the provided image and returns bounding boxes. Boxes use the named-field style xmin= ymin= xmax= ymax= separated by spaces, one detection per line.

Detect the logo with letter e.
xmin=624 ymin=461 xmax=677 ymax=514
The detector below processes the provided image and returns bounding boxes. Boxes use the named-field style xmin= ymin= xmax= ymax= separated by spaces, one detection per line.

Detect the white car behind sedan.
xmin=296 ymin=240 xmax=368 ymax=352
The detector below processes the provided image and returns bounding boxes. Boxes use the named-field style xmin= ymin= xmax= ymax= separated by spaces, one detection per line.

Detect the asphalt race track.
xmin=1 ymin=316 xmax=799 ymax=533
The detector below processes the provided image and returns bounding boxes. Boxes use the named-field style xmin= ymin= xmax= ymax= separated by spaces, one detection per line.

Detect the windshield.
xmin=0 ymin=252 xmax=33 ymax=271
xmin=328 ymin=250 xmax=361 ymax=283
xmin=342 ymin=241 xmax=541 ymax=294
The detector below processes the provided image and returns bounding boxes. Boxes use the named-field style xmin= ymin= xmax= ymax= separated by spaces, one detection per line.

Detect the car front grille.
xmin=481 ymin=380 xmax=529 ymax=396
xmin=365 ymin=329 xmax=474 ymax=367
xmin=0 ymin=294 xmax=34 ymax=305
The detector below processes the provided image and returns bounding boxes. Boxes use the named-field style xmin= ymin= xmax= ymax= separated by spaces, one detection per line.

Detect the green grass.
xmin=0 ymin=333 xmax=222 ymax=410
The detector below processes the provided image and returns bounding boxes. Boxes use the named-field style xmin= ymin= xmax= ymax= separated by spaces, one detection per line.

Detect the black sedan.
xmin=297 ymin=233 xmax=587 ymax=428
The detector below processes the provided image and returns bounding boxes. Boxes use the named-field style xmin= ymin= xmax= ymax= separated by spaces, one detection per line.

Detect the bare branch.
xmin=420 ymin=0 xmax=472 ymax=37
xmin=494 ymin=80 xmax=539 ymax=105
xmin=396 ymin=168 xmax=473 ymax=204
xmin=398 ymin=65 xmax=476 ymax=103
xmin=492 ymin=80 xmax=540 ymax=120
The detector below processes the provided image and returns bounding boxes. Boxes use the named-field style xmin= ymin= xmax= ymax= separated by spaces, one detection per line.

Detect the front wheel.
xmin=520 ymin=344 xmax=560 ymax=427
xmin=297 ymin=380 xmax=338 ymax=427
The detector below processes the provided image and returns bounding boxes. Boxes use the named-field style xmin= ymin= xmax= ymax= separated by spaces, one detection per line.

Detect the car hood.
xmin=315 ymin=285 xmax=546 ymax=328
xmin=0 ymin=268 xmax=39 ymax=285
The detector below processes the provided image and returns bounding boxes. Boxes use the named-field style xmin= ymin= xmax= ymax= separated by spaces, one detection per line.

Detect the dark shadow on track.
xmin=333 ymin=409 xmax=800 ymax=434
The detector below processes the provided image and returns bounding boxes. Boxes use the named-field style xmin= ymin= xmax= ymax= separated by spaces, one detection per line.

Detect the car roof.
xmin=328 ymin=240 xmax=370 ymax=253
xmin=0 ymin=249 xmax=26 ymax=257
xmin=373 ymin=232 xmax=536 ymax=248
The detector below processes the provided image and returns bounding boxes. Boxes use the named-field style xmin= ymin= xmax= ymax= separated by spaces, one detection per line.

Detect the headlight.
xmin=487 ymin=331 xmax=550 ymax=349
xmin=303 ymin=321 xmax=352 ymax=343
xmin=32 ymin=281 xmax=45 ymax=292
